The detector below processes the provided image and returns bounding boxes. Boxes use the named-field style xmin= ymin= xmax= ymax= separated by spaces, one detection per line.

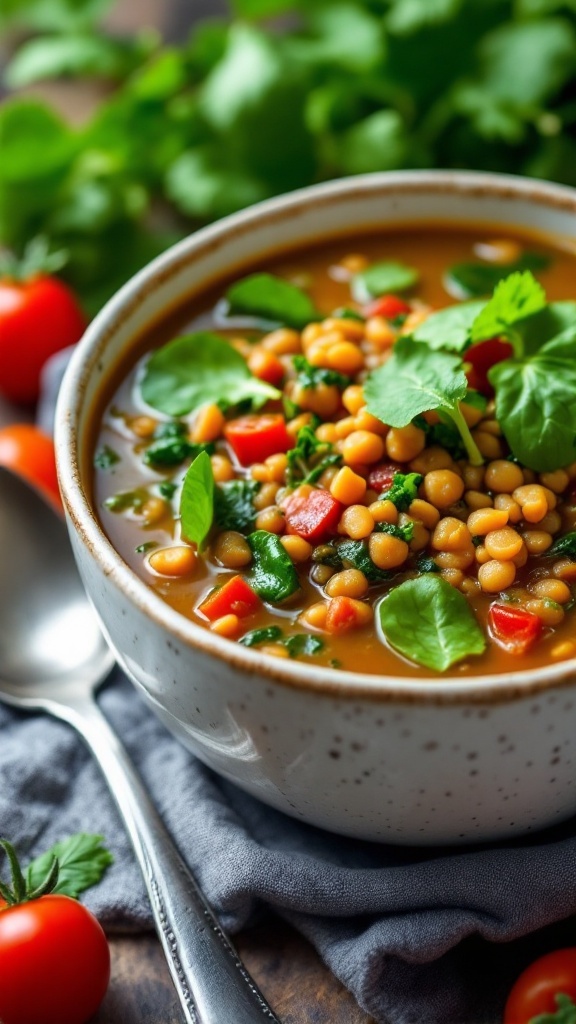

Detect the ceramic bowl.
xmin=56 ymin=170 xmax=576 ymax=845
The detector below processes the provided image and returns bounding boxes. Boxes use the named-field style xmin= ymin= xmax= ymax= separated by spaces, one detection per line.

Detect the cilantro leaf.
xmin=26 ymin=833 xmax=113 ymax=899
xmin=378 ymin=576 xmax=486 ymax=671
xmin=214 ymin=479 xmax=260 ymax=531
xmin=376 ymin=521 xmax=415 ymax=543
xmin=470 ymin=270 xmax=547 ymax=345
xmin=226 ymin=273 xmax=321 ymax=330
xmin=284 ymin=633 xmax=324 ymax=658
xmin=292 ymin=356 xmax=350 ymax=390
xmin=180 ymin=451 xmax=214 ymax=550
xmin=364 ymin=338 xmax=483 ymax=465
xmin=381 ymin=472 xmax=423 ymax=511
xmin=352 ymin=260 xmax=419 ymax=302
xmin=444 ymin=252 xmax=550 ymax=299
xmin=413 ymin=300 xmax=485 ymax=352
xmin=140 ymin=332 xmax=280 ymax=417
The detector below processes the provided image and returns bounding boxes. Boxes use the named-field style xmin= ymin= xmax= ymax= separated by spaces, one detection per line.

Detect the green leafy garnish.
xmin=286 ymin=423 xmax=341 ymax=487
xmin=26 ymin=833 xmax=113 ymax=900
xmin=292 ymin=355 xmax=350 ymax=390
xmin=364 ymin=338 xmax=483 ymax=465
xmin=158 ymin=481 xmax=177 ymax=500
xmin=93 ymin=444 xmax=120 ymax=469
xmin=352 ymin=260 xmax=419 ymax=302
xmin=140 ymin=332 xmax=280 ymax=417
xmin=376 ymin=520 xmax=415 ymax=543
xmin=179 ymin=450 xmax=214 ymax=550
xmin=416 ymin=555 xmax=441 ymax=574
xmin=444 ymin=252 xmax=550 ymax=298
xmin=284 ymin=633 xmax=324 ymax=658
xmin=104 ymin=488 xmax=146 ymax=513
xmin=529 ymin=993 xmax=576 ymax=1024
xmin=214 ymin=479 xmax=260 ymax=532
xmin=136 ymin=540 xmax=157 ymax=553
xmin=225 ymin=273 xmax=321 ymax=329
xmin=378 ymin=576 xmax=486 ymax=671
xmin=239 ymin=625 xmax=283 ymax=647
xmin=381 ymin=472 xmax=423 ymax=511
xmin=550 ymin=532 xmax=576 ymax=558
xmin=143 ymin=425 xmax=214 ymax=468
xmin=470 ymin=270 xmax=547 ymax=349
xmin=413 ymin=300 xmax=485 ymax=353
xmin=336 ymin=539 xmax=392 ymax=583
xmin=247 ymin=529 xmax=300 ymax=602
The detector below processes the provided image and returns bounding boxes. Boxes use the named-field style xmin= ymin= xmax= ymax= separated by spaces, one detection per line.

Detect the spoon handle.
xmin=57 ymin=695 xmax=281 ymax=1024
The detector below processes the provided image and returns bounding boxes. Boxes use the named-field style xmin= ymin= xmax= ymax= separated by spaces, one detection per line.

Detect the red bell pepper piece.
xmin=224 ymin=413 xmax=292 ymax=465
xmin=363 ymin=294 xmax=411 ymax=320
xmin=198 ymin=575 xmax=260 ymax=621
xmin=325 ymin=596 xmax=362 ymax=634
xmin=283 ymin=487 xmax=343 ymax=544
xmin=367 ymin=462 xmax=403 ymax=493
xmin=465 ymin=337 xmax=514 ymax=396
xmin=488 ymin=603 xmax=543 ymax=655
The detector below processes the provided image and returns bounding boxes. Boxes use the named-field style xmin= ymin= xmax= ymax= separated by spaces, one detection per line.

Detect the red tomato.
xmin=198 ymin=575 xmax=260 ymax=621
xmin=224 ymin=414 xmax=292 ymax=465
xmin=0 ymin=894 xmax=110 ymax=1024
xmin=0 ymin=424 xmax=62 ymax=510
xmin=465 ymin=337 xmax=514 ymax=396
xmin=488 ymin=603 xmax=543 ymax=655
xmin=0 ymin=274 xmax=86 ymax=404
xmin=283 ymin=487 xmax=343 ymax=544
xmin=363 ymin=295 xmax=411 ymax=320
xmin=504 ymin=948 xmax=576 ymax=1023
xmin=325 ymin=596 xmax=362 ymax=634
xmin=367 ymin=462 xmax=403 ymax=493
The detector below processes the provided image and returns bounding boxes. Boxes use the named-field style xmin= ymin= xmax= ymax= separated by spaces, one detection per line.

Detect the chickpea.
xmin=472 ymin=431 xmax=503 ymax=460
xmin=280 ymin=535 xmax=313 ymax=563
xmin=247 ymin=347 xmax=284 ymax=386
xmin=365 ymin=317 xmax=395 ymax=348
xmin=553 ymin=559 xmax=576 ymax=583
xmin=211 ymin=614 xmax=241 ymax=638
xmin=140 ymin=496 xmax=167 ymax=526
xmin=316 ymin=422 xmax=339 ymax=444
xmin=480 ymin=419 xmax=502 ymax=437
xmin=330 ymin=466 xmax=367 ymax=505
xmin=255 ymin=507 xmax=285 ymax=534
xmin=531 ymin=578 xmax=572 ymax=604
xmin=409 ymin=521 xmax=430 ymax=552
xmin=211 ymin=453 xmax=235 ymax=483
xmin=478 ymin=559 xmax=516 ymax=593
xmin=409 ymin=498 xmax=440 ymax=529
xmin=335 ymin=416 xmax=359 ymax=439
xmin=484 ymin=459 xmax=524 ymax=494
xmin=323 ymin=317 xmax=365 ymax=342
xmin=265 ymin=453 xmax=289 ymax=482
xmin=148 ymin=546 xmax=197 ymax=577
xmin=342 ymin=430 xmax=385 ymax=465
xmin=440 ymin=568 xmax=466 ymax=588
xmin=213 ymin=531 xmax=252 ymax=569
xmin=475 ymin=544 xmax=491 ymax=565
xmin=484 ymin=527 xmax=524 ymax=561
xmin=326 ymin=341 xmax=365 ymax=375
xmin=253 ymin=481 xmax=280 ymax=510
xmin=512 ymin=543 xmax=528 ymax=568
xmin=493 ymin=494 xmax=522 ymax=524
xmin=286 ymin=413 xmax=313 ymax=439
xmin=369 ymin=532 xmax=409 ymax=569
xmin=292 ymin=382 xmax=341 ymax=419
xmin=423 ymin=469 xmax=465 ymax=509
xmin=525 ymin=599 xmax=565 ymax=627
xmin=354 ymin=408 xmax=388 ymax=435
xmin=262 ymin=328 xmax=301 ymax=354
xmin=386 ymin=423 xmax=426 ymax=462
xmin=522 ymin=530 xmax=553 ymax=554
xmin=435 ymin=547 xmax=475 ymax=570
xmin=462 ymin=464 xmax=485 ymax=490
xmin=325 ymin=569 xmax=369 ymax=599
xmin=467 ymin=507 xmax=509 ymax=535
xmin=460 ymin=402 xmax=484 ymax=428
xmin=465 ymin=490 xmax=493 ymax=511
xmin=300 ymin=601 xmax=328 ymax=630
xmin=432 ymin=516 xmax=472 ymax=552
xmin=342 ymin=385 xmax=365 ymax=415
xmin=539 ymin=510 xmax=562 ymax=534
xmin=191 ymin=403 xmax=225 ymax=444
xmin=539 ymin=469 xmax=569 ymax=494
xmin=410 ymin=446 xmax=454 ymax=475
xmin=130 ymin=415 xmax=157 ymax=438
xmin=339 ymin=504 xmax=375 ymax=540
xmin=512 ymin=484 xmax=550 ymax=523
xmin=368 ymin=499 xmax=398 ymax=525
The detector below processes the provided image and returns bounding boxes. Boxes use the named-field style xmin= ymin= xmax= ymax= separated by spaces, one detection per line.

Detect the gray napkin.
xmin=1 ymin=349 xmax=572 ymax=1024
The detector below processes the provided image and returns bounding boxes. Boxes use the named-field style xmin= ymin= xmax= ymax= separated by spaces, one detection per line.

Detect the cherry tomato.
xmin=0 ymin=894 xmax=110 ymax=1024
xmin=367 ymin=462 xmax=403 ymax=493
xmin=0 ymin=274 xmax=86 ymax=405
xmin=224 ymin=413 xmax=292 ymax=465
xmin=488 ymin=603 xmax=543 ymax=655
xmin=283 ymin=487 xmax=343 ymax=543
xmin=363 ymin=295 xmax=411 ymax=320
xmin=0 ymin=424 xmax=62 ymax=510
xmin=464 ymin=337 xmax=514 ymax=396
xmin=198 ymin=575 xmax=260 ymax=621
xmin=504 ymin=948 xmax=576 ymax=1023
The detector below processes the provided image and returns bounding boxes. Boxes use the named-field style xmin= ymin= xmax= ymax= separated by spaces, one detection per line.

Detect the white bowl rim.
xmin=56 ymin=168 xmax=576 ymax=706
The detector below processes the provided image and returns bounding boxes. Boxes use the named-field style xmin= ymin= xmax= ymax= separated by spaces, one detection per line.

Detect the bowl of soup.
xmin=56 ymin=170 xmax=576 ymax=844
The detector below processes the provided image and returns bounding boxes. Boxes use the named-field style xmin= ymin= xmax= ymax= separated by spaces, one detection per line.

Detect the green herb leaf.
xmin=239 ymin=625 xmax=284 ymax=646
xmin=550 ymin=532 xmax=576 ymax=557
xmin=381 ymin=472 xmax=423 ymax=511
xmin=378 ymin=576 xmax=486 ymax=671
xmin=143 ymin=434 xmax=213 ymax=468
xmin=93 ymin=444 xmax=120 ymax=470
xmin=529 ymin=992 xmax=576 ymax=1024
xmin=140 ymin=332 xmax=280 ymax=417
xmin=226 ymin=273 xmax=321 ymax=330
xmin=214 ymin=479 xmax=260 ymax=531
xmin=413 ymin=300 xmax=485 ymax=352
xmin=416 ymin=555 xmax=441 ymax=573
xmin=376 ymin=520 xmax=415 ymax=543
xmin=352 ymin=260 xmax=419 ymax=302
xmin=247 ymin=529 xmax=300 ymax=602
xmin=489 ymin=325 xmax=576 ymax=471
xmin=284 ymin=633 xmax=324 ymax=658
xmin=104 ymin=488 xmax=146 ymax=513
xmin=292 ymin=355 xmax=350 ymax=390
xmin=26 ymin=833 xmax=113 ymax=899
xmin=4 ymin=31 xmax=151 ymax=89
xmin=286 ymin=423 xmax=341 ymax=487
xmin=470 ymin=270 xmax=547 ymax=345
xmin=336 ymin=539 xmax=393 ymax=583
xmin=180 ymin=450 xmax=214 ymax=550
xmin=364 ymin=337 xmax=483 ymax=465
xmin=444 ymin=253 xmax=550 ymax=299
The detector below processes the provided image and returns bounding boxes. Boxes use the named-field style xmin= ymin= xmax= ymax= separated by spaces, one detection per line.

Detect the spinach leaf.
xmin=239 ymin=625 xmax=283 ymax=647
xmin=378 ymin=576 xmax=486 ymax=671
xmin=489 ymin=325 xmax=576 ymax=472
xmin=180 ymin=450 xmax=214 ymax=550
xmin=352 ymin=260 xmax=419 ymax=302
xmin=381 ymin=472 xmax=423 ymax=511
xmin=515 ymin=301 xmax=576 ymax=356
xmin=284 ymin=633 xmax=324 ymax=658
xmin=247 ymin=529 xmax=300 ymax=602
xmin=93 ymin=445 xmax=119 ymax=469
xmin=364 ymin=338 xmax=483 ymax=465
xmin=444 ymin=252 xmax=550 ymax=299
xmin=550 ymin=532 xmax=576 ymax=558
xmin=292 ymin=355 xmax=350 ymax=390
xmin=413 ymin=300 xmax=485 ymax=352
xmin=143 ymin=434 xmax=214 ymax=468
xmin=376 ymin=521 xmax=415 ymax=543
xmin=140 ymin=332 xmax=280 ymax=417
xmin=336 ymin=539 xmax=392 ymax=583
xmin=214 ymin=479 xmax=260 ymax=531
xmin=470 ymin=270 xmax=547 ymax=346
xmin=225 ymin=273 xmax=321 ymax=329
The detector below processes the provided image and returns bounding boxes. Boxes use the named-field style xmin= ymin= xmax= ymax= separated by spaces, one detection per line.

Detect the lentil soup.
xmin=92 ymin=225 xmax=576 ymax=678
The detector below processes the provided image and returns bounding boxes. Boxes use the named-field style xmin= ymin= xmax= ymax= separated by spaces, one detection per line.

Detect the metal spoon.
xmin=0 ymin=466 xmax=281 ymax=1024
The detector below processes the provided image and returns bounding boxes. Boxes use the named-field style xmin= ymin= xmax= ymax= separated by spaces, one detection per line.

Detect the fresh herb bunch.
xmin=2 ymin=0 xmax=576 ymax=316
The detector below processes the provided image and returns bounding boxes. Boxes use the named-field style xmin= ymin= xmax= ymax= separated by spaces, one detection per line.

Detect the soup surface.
xmin=92 ymin=225 xmax=576 ymax=678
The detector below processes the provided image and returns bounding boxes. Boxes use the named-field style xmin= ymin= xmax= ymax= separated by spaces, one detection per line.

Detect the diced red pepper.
xmin=224 ymin=413 xmax=292 ymax=465
xmin=198 ymin=575 xmax=260 ymax=621
xmin=465 ymin=337 xmax=514 ymax=396
xmin=325 ymin=596 xmax=361 ymax=634
xmin=363 ymin=294 xmax=411 ymax=320
xmin=488 ymin=603 xmax=543 ymax=655
xmin=283 ymin=487 xmax=343 ymax=544
xmin=367 ymin=462 xmax=403 ymax=493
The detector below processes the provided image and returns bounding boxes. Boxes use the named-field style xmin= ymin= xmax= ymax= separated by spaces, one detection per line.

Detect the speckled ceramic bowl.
xmin=56 ymin=170 xmax=576 ymax=845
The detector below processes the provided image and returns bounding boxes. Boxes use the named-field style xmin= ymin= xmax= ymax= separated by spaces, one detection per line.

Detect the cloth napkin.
xmin=1 ymin=350 xmax=573 ymax=1024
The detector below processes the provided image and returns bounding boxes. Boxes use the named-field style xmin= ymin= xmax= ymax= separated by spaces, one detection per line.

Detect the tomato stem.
xmin=0 ymin=839 xmax=59 ymax=906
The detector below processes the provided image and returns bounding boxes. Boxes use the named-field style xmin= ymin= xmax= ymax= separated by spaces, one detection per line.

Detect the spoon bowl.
xmin=0 ymin=465 xmax=281 ymax=1024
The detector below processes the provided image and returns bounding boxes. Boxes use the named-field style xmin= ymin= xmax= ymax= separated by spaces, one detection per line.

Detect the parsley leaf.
xmin=470 ymin=270 xmax=547 ymax=346
xmin=225 ymin=273 xmax=321 ymax=329
xmin=444 ymin=252 xmax=550 ymax=299
xmin=292 ymin=355 xmax=350 ymax=390
xmin=381 ymin=472 xmax=423 ymax=511
xmin=286 ymin=423 xmax=341 ymax=487
xmin=239 ymin=625 xmax=283 ymax=647
xmin=26 ymin=833 xmax=113 ymax=899
xmin=284 ymin=633 xmax=324 ymax=658
xmin=180 ymin=450 xmax=214 ymax=550
xmin=376 ymin=521 xmax=415 ymax=543
xmin=413 ymin=300 xmax=485 ymax=352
